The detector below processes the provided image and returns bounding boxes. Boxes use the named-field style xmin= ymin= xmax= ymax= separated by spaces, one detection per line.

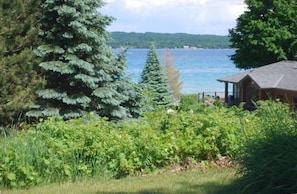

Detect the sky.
xmin=100 ymin=0 xmax=246 ymax=36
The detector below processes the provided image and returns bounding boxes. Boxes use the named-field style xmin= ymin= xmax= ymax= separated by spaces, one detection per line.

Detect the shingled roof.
xmin=217 ymin=60 xmax=297 ymax=91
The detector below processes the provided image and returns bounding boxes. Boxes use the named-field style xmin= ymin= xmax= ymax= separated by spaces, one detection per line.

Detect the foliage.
xmin=0 ymin=103 xmax=251 ymax=188
xmin=26 ymin=0 xmax=140 ymax=120
xmin=229 ymin=0 xmax=297 ymax=69
xmin=101 ymin=49 xmax=144 ymax=119
xmin=237 ymin=100 xmax=297 ymax=194
xmin=140 ymin=43 xmax=172 ymax=107
xmin=108 ymin=32 xmax=230 ymax=49
xmin=162 ymin=49 xmax=182 ymax=102
xmin=179 ymin=94 xmax=198 ymax=111
xmin=0 ymin=0 xmax=44 ymax=126
xmin=1 ymin=100 xmax=296 ymax=191
xmin=0 ymin=115 xmax=113 ymax=188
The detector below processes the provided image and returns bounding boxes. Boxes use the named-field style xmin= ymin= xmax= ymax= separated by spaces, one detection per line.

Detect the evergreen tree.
xmin=27 ymin=0 xmax=139 ymax=120
xmin=114 ymin=51 xmax=143 ymax=118
xmin=162 ymin=49 xmax=182 ymax=102
xmin=140 ymin=44 xmax=172 ymax=107
xmin=0 ymin=0 xmax=44 ymax=126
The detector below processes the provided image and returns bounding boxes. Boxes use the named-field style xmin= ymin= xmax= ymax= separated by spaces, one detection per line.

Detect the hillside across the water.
xmin=108 ymin=32 xmax=230 ymax=49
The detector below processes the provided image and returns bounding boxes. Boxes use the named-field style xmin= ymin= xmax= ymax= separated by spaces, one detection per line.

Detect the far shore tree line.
xmin=1 ymin=0 xmax=297 ymax=127
xmin=108 ymin=32 xmax=230 ymax=49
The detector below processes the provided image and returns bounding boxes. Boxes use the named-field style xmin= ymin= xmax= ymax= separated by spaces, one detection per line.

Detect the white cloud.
xmin=101 ymin=0 xmax=246 ymax=35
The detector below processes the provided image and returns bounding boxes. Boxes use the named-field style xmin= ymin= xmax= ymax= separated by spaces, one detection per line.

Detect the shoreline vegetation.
xmin=108 ymin=31 xmax=230 ymax=49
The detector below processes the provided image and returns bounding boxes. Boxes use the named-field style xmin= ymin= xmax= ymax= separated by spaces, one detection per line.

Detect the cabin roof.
xmin=217 ymin=60 xmax=297 ymax=91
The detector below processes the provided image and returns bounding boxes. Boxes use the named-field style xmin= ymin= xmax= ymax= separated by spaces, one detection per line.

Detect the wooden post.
xmin=224 ymin=82 xmax=228 ymax=103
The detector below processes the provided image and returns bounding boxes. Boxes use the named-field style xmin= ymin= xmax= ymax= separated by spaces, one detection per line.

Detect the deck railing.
xmin=197 ymin=92 xmax=226 ymax=103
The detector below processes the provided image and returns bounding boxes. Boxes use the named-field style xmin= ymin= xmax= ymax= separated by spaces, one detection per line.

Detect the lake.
xmin=123 ymin=48 xmax=242 ymax=95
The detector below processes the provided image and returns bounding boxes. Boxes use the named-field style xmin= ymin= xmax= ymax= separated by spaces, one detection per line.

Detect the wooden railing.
xmin=197 ymin=92 xmax=226 ymax=103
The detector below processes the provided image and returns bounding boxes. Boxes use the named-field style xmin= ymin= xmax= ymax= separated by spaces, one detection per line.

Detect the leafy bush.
xmin=179 ymin=94 xmax=198 ymax=111
xmin=238 ymin=100 xmax=297 ymax=194
xmin=0 ymin=115 xmax=114 ymax=188
xmin=2 ymin=101 xmax=295 ymax=190
xmin=0 ymin=105 xmax=252 ymax=188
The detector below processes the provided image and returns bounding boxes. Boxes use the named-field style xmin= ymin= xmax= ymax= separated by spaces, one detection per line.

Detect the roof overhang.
xmin=217 ymin=61 xmax=297 ymax=91
xmin=218 ymin=73 xmax=262 ymax=89
xmin=217 ymin=71 xmax=249 ymax=84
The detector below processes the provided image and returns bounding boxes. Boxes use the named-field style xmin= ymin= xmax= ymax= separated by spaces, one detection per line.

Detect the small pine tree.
xmin=98 ymin=49 xmax=143 ymax=119
xmin=0 ymin=0 xmax=44 ymax=126
xmin=163 ymin=49 xmax=182 ymax=102
xmin=117 ymin=51 xmax=143 ymax=118
xmin=26 ymin=0 xmax=140 ymax=120
xmin=140 ymin=44 xmax=172 ymax=107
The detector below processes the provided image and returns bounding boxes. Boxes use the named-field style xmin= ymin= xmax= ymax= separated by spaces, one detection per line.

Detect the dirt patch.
xmin=169 ymin=156 xmax=235 ymax=174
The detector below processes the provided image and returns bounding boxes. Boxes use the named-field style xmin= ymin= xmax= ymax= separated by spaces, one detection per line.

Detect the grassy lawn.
xmin=2 ymin=168 xmax=242 ymax=194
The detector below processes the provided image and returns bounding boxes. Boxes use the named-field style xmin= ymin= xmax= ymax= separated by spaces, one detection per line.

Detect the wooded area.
xmin=108 ymin=32 xmax=230 ymax=49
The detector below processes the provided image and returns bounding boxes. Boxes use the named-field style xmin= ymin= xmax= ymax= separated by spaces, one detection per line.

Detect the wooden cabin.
xmin=217 ymin=60 xmax=297 ymax=110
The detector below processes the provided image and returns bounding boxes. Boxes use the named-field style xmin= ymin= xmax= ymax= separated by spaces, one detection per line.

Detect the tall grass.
xmin=238 ymin=100 xmax=297 ymax=194
xmin=0 ymin=117 xmax=115 ymax=188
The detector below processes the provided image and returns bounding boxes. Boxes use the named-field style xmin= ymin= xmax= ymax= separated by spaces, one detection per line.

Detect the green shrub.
xmin=240 ymin=133 xmax=297 ymax=194
xmin=238 ymin=100 xmax=297 ymax=194
xmin=0 ymin=103 xmax=265 ymax=189
xmin=179 ymin=94 xmax=198 ymax=111
xmin=144 ymin=105 xmax=250 ymax=160
xmin=0 ymin=115 xmax=115 ymax=188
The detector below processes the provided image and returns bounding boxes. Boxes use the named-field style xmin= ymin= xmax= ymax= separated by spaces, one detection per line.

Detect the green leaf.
xmin=7 ymin=173 xmax=16 ymax=181
xmin=229 ymin=0 xmax=297 ymax=68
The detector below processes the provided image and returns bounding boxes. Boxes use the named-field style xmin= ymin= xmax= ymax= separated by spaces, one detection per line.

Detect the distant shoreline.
xmin=108 ymin=31 xmax=230 ymax=49
xmin=113 ymin=47 xmax=234 ymax=50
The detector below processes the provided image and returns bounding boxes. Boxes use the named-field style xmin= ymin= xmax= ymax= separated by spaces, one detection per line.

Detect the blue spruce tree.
xmin=140 ymin=44 xmax=172 ymax=107
xmin=27 ymin=0 xmax=141 ymax=120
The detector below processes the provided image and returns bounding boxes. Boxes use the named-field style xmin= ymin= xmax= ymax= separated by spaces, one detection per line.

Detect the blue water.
xmin=123 ymin=48 xmax=241 ymax=94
